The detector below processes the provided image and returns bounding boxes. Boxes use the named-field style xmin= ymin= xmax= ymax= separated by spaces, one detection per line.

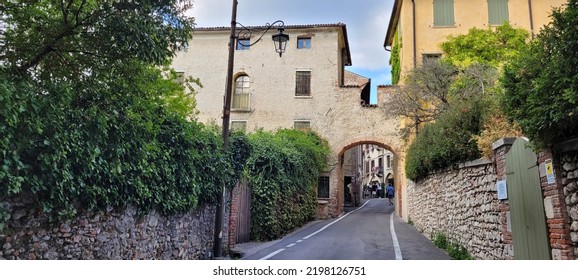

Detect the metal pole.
xmin=213 ymin=0 xmax=238 ymax=258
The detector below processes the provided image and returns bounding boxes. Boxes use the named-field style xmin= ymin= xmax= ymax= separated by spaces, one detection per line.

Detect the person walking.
xmin=386 ymin=184 xmax=395 ymax=205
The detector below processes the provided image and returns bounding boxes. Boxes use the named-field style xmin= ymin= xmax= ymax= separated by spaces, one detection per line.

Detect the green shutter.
xmin=488 ymin=0 xmax=509 ymax=25
xmin=433 ymin=0 xmax=455 ymax=26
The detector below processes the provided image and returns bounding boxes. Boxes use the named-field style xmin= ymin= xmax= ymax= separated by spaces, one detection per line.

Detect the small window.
xmin=231 ymin=120 xmax=247 ymax=132
xmin=317 ymin=176 xmax=330 ymax=199
xmin=236 ymin=38 xmax=250 ymax=50
xmin=295 ymin=71 xmax=311 ymax=96
xmin=297 ymin=37 xmax=311 ymax=49
xmin=488 ymin=0 xmax=509 ymax=25
xmin=294 ymin=120 xmax=311 ymax=130
xmin=423 ymin=53 xmax=442 ymax=63
xmin=387 ymin=155 xmax=391 ymax=168
xmin=433 ymin=0 xmax=455 ymax=27
xmin=174 ymin=71 xmax=185 ymax=84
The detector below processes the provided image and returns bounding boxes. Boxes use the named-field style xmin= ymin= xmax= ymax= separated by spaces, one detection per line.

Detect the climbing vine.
xmin=246 ymin=129 xmax=330 ymax=241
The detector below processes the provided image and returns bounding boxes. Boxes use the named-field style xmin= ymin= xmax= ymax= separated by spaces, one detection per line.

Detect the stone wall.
xmin=0 ymin=195 xmax=229 ymax=260
xmin=556 ymin=140 xmax=578 ymax=258
xmin=407 ymin=159 xmax=508 ymax=260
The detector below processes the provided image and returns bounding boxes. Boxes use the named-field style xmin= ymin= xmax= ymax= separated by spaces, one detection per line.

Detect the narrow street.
xmin=237 ymin=199 xmax=450 ymax=260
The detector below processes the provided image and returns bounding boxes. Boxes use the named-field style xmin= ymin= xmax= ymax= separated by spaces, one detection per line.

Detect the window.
xmin=433 ymin=0 xmax=455 ymax=27
xmin=387 ymin=155 xmax=391 ymax=168
xmin=488 ymin=0 xmax=509 ymax=25
xmin=317 ymin=176 xmax=330 ymax=199
xmin=422 ymin=53 xmax=442 ymax=63
xmin=233 ymin=75 xmax=250 ymax=110
xmin=294 ymin=120 xmax=311 ymax=130
xmin=297 ymin=37 xmax=311 ymax=49
xmin=236 ymin=38 xmax=250 ymax=50
xmin=230 ymin=120 xmax=247 ymax=132
xmin=174 ymin=71 xmax=185 ymax=84
xmin=295 ymin=71 xmax=311 ymax=96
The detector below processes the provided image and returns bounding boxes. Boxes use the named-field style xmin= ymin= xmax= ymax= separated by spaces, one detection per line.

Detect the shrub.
xmin=247 ymin=129 xmax=330 ymax=241
xmin=405 ymin=98 xmax=486 ymax=181
xmin=501 ymin=0 xmax=578 ymax=147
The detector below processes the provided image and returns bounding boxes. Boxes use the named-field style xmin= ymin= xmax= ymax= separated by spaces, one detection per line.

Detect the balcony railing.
xmin=232 ymin=92 xmax=251 ymax=111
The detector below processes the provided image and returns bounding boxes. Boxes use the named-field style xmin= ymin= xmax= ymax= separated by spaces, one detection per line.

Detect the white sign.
xmin=545 ymin=159 xmax=555 ymax=185
xmin=496 ymin=180 xmax=508 ymax=200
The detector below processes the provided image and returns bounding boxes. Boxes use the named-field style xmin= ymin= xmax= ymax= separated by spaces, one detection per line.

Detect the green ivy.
xmin=0 ymin=64 xmax=249 ymax=220
xmin=391 ymin=31 xmax=401 ymax=85
xmin=247 ymin=129 xmax=330 ymax=241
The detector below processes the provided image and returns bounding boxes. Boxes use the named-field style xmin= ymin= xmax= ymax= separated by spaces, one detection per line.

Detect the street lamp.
xmin=213 ymin=0 xmax=288 ymax=258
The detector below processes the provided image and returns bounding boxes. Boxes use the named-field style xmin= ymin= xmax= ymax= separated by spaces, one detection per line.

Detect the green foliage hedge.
xmin=405 ymin=99 xmax=486 ymax=181
xmin=246 ymin=129 xmax=330 ymax=241
xmin=0 ymin=65 xmax=248 ymax=221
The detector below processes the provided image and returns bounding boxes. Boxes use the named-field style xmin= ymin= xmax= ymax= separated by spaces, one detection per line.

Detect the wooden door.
xmin=506 ymin=138 xmax=550 ymax=259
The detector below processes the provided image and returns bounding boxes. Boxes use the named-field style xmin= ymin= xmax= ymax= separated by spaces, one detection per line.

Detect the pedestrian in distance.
xmin=386 ymin=183 xmax=395 ymax=205
xmin=377 ymin=184 xmax=382 ymax=198
xmin=371 ymin=183 xmax=377 ymax=198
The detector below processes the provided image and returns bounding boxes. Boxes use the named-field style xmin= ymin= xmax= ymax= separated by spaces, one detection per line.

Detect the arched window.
xmin=233 ymin=75 xmax=250 ymax=110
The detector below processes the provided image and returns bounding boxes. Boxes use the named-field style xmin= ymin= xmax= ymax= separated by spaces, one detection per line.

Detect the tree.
xmin=384 ymin=59 xmax=457 ymax=137
xmin=501 ymin=0 xmax=578 ymax=147
xmin=0 ymin=1 xmax=223 ymax=221
xmin=1 ymin=0 xmax=195 ymax=80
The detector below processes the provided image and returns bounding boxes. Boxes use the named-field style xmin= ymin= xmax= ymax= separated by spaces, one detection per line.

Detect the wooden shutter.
xmin=488 ymin=0 xmax=509 ymax=25
xmin=433 ymin=0 xmax=455 ymax=26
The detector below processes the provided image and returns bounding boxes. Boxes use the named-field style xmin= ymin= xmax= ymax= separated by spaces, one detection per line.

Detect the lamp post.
xmin=213 ymin=0 xmax=288 ymax=258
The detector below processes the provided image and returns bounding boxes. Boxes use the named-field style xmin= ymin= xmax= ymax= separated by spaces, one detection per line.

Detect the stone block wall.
xmin=407 ymin=159 xmax=508 ymax=260
xmin=0 ymin=195 xmax=229 ymax=260
xmin=555 ymin=142 xmax=578 ymax=258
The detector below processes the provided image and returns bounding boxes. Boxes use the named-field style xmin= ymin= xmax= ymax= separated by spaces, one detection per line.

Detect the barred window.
xmin=295 ymin=71 xmax=311 ymax=96
xmin=294 ymin=120 xmax=311 ymax=130
xmin=317 ymin=176 xmax=330 ymax=199
xmin=231 ymin=120 xmax=247 ymax=132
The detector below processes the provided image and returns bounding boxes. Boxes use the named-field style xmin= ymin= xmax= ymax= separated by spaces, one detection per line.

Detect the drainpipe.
xmin=412 ymin=0 xmax=417 ymax=68
xmin=528 ymin=0 xmax=535 ymax=39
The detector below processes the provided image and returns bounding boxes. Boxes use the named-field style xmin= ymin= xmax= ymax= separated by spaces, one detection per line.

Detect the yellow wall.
xmin=393 ymin=0 xmax=566 ymax=80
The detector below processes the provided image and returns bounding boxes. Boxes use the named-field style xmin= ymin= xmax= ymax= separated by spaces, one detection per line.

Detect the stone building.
xmin=361 ymin=144 xmax=394 ymax=198
xmin=171 ymin=23 xmax=404 ymax=221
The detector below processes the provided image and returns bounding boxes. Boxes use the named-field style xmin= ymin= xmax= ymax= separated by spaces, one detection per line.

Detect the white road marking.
xmin=286 ymin=243 xmax=296 ymax=248
xmin=302 ymin=200 xmax=369 ymax=240
xmin=259 ymin=249 xmax=285 ymax=260
xmin=390 ymin=213 xmax=403 ymax=260
xmin=259 ymin=200 xmax=372 ymax=260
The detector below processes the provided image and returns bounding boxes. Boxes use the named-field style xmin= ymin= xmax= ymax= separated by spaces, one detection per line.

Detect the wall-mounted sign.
xmin=545 ymin=159 xmax=555 ymax=185
xmin=496 ymin=180 xmax=507 ymax=200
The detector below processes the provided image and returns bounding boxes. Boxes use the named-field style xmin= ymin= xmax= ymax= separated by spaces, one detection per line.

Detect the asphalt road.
xmin=239 ymin=198 xmax=450 ymax=260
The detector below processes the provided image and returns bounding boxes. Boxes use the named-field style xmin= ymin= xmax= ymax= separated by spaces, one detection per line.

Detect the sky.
xmin=187 ymin=0 xmax=395 ymax=104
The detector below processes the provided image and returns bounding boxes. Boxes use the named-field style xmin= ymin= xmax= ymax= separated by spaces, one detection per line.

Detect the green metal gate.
xmin=505 ymin=138 xmax=551 ymax=259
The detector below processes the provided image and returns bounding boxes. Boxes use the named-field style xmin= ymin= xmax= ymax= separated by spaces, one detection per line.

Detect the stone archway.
xmin=326 ymin=138 xmax=405 ymax=218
